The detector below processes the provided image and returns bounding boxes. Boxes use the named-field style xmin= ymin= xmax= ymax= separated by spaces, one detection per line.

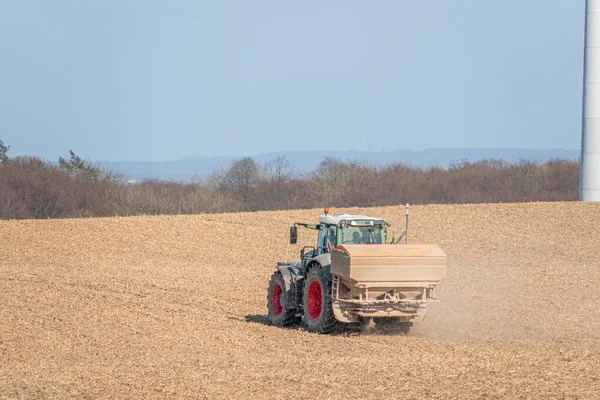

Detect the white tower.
xmin=581 ymin=0 xmax=600 ymax=201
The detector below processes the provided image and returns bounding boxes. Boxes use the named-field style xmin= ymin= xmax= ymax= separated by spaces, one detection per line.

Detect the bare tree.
xmin=314 ymin=157 xmax=351 ymax=204
xmin=264 ymin=155 xmax=294 ymax=182
xmin=219 ymin=157 xmax=263 ymax=210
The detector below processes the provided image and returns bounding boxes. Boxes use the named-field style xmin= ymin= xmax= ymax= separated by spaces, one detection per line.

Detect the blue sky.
xmin=0 ymin=1 xmax=586 ymax=162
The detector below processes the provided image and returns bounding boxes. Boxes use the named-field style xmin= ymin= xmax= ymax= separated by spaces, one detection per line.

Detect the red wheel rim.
xmin=308 ymin=280 xmax=322 ymax=320
xmin=272 ymin=284 xmax=283 ymax=316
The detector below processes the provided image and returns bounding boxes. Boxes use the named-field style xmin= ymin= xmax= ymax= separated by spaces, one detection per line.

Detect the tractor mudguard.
xmin=305 ymin=253 xmax=331 ymax=277
xmin=276 ymin=263 xmax=300 ymax=292
xmin=276 ymin=263 xmax=303 ymax=311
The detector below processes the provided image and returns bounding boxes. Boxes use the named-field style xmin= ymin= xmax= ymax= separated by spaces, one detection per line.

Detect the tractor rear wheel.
xmin=267 ymin=272 xmax=296 ymax=326
xmin=303 ymin=266 xmax=336 ymax=333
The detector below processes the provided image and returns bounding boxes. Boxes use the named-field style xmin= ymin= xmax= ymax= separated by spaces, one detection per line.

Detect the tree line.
xmin=0 ymin=139 xmax=579 ymax=220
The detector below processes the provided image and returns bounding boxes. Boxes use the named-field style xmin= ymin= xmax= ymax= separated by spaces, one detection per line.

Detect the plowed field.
xmin=1 ymin=202 xmax=599 ymax=399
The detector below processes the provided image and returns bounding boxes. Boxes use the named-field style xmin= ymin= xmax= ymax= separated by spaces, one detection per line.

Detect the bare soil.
xmin=1 ymin=202 xmax=599 ymax=399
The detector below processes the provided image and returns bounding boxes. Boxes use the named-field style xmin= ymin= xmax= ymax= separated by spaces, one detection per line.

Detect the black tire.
xmin=267 ymin=271 xmax=297 ymax=327
xmin=302 ymin=265 xmax=336 ymax=333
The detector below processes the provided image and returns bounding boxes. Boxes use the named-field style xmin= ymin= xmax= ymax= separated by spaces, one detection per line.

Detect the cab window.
xmin=342 ymin=226 xmax=384 ymax=244
xmin=325 ymin=225 xmax=336 ymax=252
xmin=316 ymin=225 xmax=326 ymax=254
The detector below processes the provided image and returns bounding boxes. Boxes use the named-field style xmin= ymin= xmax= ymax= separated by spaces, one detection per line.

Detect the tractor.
xmin=267 ymin=206 xmax=447 ymax=333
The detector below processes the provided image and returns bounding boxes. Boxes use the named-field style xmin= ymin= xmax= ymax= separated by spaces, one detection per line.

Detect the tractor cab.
xmin=290 ymin=209 xmax=391 ymax=262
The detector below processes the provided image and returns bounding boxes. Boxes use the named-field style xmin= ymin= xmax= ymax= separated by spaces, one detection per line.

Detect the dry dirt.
xmin=1 ymin=202 xmax=599 ymax=399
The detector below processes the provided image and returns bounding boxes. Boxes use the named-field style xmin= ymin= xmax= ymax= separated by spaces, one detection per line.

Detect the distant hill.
xmin=98 ymin=148 xmax=580 ymax=182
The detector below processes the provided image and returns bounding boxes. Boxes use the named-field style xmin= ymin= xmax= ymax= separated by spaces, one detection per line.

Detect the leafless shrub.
xmin=0 ymin=155 xmax=580 ymax=220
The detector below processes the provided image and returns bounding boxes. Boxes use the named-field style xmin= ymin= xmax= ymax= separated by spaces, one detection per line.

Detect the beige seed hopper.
xmin=330 ymin=244 xmax=447 ymax=323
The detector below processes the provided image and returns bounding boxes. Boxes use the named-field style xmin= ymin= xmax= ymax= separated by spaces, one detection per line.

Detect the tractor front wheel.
xmin=267 ymin=272 xmax=297 ymax=326
xmin=302 ymin=266 xmax=336 ymax=333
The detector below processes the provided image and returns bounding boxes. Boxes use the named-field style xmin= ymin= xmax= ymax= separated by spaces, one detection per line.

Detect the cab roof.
xmin=318 ymin=214 xmax=390 ymax=226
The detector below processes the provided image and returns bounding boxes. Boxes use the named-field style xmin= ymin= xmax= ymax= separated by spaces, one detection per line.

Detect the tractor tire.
xmin=303 ymin=265 xmax=336 ymax=333
xmin=267 ymin=271 xmax=297 ymax=327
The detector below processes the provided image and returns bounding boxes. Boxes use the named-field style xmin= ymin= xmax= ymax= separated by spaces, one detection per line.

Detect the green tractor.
xmin=267 ymin=207 xmax=447 ymax=333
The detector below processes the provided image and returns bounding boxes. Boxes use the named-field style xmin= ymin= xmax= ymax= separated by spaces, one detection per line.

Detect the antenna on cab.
xmin=395 ymin=203 xmax=410 ymax=244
